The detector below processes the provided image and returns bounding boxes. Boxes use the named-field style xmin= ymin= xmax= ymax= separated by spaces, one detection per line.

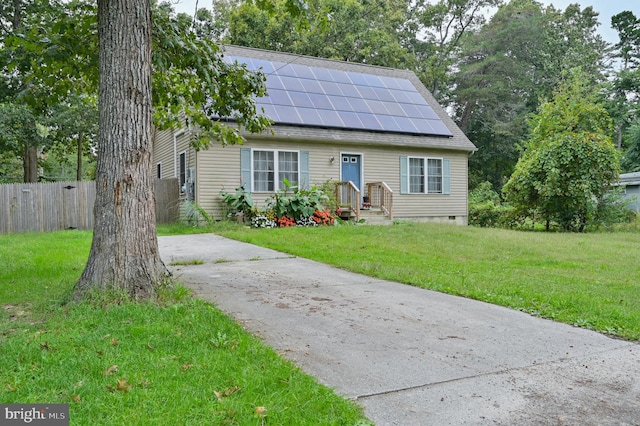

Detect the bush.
xmin=220 ymin=185 xmax=254 ymax=218
xmin=586 ymin=189 xmax=636 ymax=231
xmin=468 ymin=182 xmax=513 ymax=228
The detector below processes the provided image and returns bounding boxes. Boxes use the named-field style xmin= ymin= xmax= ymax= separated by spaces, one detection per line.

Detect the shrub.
xmin=182 ymin=200 xmax=214 ymax=226
xmin=468 ymin=182 xmax=511 ymax=228
xmin=586 ymin=188 xmax=636 ymax=231
xmin=220 ymin=185 xmax=254 ymax=218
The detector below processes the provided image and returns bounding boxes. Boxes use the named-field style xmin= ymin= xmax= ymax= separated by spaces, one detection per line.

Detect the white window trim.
xmin=251 ymin=148 xmax=301 ymax=193
xmin=407 ymin=156 xmax=444 ymax=194
xmin=178 ymin=151 xmax=187 ymax=194
xmin=173 ymin=129 xmax=184 ymax=178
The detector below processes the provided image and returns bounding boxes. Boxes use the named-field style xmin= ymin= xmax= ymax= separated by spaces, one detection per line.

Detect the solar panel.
xmin=227 ymin=55 xmax=453 ymax=137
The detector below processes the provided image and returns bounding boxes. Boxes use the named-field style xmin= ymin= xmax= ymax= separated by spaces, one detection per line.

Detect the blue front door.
xmin=341 ymin=154 xmax=361 ymax=191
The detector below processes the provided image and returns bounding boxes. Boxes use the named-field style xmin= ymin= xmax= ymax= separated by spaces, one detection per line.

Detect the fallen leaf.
xmin=182 ymin=363 xmax=193 ymax=371
xmin=110 ymin=338 xmax=119 ymax=346
xmin=6 ymin=384 xmax=16 ymax=391
xmin=116 ymin=379 xmax=131 ymax=392
xmin=255 ymin=406 xmax=267 ymax=417
xmin=105 ymin=365 xmax=118 ymax=376
xmin=214 ymin=386 xmax=241 ymax=401
xmin=72 ymin=395 xmax=81 ymax=402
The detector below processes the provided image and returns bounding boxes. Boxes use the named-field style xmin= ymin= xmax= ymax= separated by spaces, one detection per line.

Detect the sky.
xmin=170 ymin=0 xmax=640 ymax=44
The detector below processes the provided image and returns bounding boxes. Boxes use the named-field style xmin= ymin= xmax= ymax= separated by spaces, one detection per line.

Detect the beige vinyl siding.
xmin=196 ymin=139 xmax=344 ymax=219
xmin=351 ymin=144 xmax=468 ymax=222
xmin=152 ymin=128 xmax=195 ymax=181
xmin=195 ymin=136 xmax=469 ymax=222
xmin=153 ymin=129 xmax=174 ymax=179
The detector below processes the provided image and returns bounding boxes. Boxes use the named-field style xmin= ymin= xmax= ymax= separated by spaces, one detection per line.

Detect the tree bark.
xmin=74 ymin=0 xmax=167 ymax=300
xmin=76 ymin=131 xmax=83 ymax=181
xmin=23 ymin=145 xmax=38 ymax=182
xmin=14 ymin=0 xmax=39 ymax=184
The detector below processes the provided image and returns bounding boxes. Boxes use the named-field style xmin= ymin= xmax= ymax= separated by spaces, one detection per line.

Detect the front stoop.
xmin=358 ymin=208 xmax=393 ymax=225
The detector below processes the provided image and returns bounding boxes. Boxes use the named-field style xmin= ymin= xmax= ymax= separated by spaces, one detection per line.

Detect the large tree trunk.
xmin=74 ymin=0 xmax=167 ymax=300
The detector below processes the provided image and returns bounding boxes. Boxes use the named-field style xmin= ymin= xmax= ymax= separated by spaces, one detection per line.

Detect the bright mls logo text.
xmin=2 ymin=405 xmax=68 ymax=425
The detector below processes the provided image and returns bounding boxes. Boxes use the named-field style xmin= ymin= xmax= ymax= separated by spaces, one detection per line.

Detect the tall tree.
xmin=0 ymin=0 xmax=43 ymax=181
xmin=502 ymin=69 xmax=620 ymax=232
xmin=1 ymin=0 xmax=98 ymax=182
xmin=611 ymin=11 xmax=640 ymax=69
xmin=609 ymin=11 xmax=640 ymax=168
xmin=218 ymin=0 xmax=414 ymax=69
xmin=622 ymin=123 xmax=640 ymax=172
xmin=74 ymin=0 xmax=164 ymax=299
xmin=74 ymin=1 xmax=271 ymax=299
xmin=0 ymin=102 xmax=44 ymax=182
xmin=453 ymin=0 xmax=608 ymax=190
xmin=44 ymin=93 xmax=98 ymax=181
xmin=409 ymin=0 xmax=502 ymax=101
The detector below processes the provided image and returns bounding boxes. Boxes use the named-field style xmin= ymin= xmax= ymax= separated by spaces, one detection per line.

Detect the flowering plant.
xmin=251 ymin=215 xmax=277 ymax=228
xmin=296 ymin=216 xmax=318 ymax=227
xmin=277 ymin=216 xmax=296 ymax=227
xmin=313 ymin=209 xmax=335 ymax=226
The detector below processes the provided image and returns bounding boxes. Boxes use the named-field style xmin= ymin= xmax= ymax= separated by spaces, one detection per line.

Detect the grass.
xmin=0 ymin=230 xmax=370 ymax=425
xmin=216 ymin=222 xmax=640 ymax=341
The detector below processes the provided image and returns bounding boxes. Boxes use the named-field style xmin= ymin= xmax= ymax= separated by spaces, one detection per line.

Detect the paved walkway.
xmin=158 ymin=234 xmax=640 ymax=425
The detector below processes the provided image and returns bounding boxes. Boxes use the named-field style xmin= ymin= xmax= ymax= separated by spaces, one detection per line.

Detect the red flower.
xmin=278 ymin=216 xmax=296 ymax=227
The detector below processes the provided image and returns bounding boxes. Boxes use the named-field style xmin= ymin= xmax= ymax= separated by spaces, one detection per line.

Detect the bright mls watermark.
xmin=1 ymin=405 xmax=68 ymax=425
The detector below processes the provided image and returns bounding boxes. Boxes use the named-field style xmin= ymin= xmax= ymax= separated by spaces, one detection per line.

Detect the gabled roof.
xmin=222 ymin=45 xmax=477 ymax=152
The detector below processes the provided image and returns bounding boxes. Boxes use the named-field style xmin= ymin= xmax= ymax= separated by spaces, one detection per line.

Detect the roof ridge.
xmin=221 ymin=44 xmax=413 ymax=76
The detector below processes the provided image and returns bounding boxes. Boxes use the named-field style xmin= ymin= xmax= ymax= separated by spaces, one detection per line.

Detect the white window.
xmin=427 ymin=158 xmax=442 ymax=194
xmin=408 ymin=157 xmax=443 ymax=194
xmin=253 ymin=150 xmax=299 ymax=192
xmin=253 ymin=150 xmax=274 ymax=192
xmin=409 ymin=158 xmax=424 ymax=193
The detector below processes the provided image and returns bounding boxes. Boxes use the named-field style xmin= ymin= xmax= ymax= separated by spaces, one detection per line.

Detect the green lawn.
xmin=216 ymin=222 xmax=640 ymax=341
xmin=0 ymin=229 xmax=370 ymax=425
xmin=3 ymin=222 xmax=639 ymax=425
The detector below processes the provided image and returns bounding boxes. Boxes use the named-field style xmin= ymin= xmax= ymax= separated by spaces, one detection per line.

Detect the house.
xmin=153 ymin=45 xmax=477 ymax=224
xmin=618 ymin=172 xmax=640 ymax=211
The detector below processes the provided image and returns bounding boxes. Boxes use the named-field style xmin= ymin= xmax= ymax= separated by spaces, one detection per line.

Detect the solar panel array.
xmin=227 ymin=56 xmax=453 ymax=137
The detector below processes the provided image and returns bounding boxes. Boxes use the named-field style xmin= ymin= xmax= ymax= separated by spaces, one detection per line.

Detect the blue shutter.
xmin=442 ymin=159 xmax=451 ymax=195
xmin=240 ymin=148 xmax=252 ymax=192
xmin=400 ymin=156 xmax=408 ymax=194
xmin=300 ymin=151 xmax=310 ymax=190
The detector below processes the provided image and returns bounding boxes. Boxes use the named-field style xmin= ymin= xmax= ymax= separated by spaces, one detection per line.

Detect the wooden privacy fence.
xmin=0 ymin=178 xmax=179 ymax=234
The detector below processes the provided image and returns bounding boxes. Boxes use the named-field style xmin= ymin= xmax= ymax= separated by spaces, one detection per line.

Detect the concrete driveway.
xmin=158 ymin=234 xmax=640 ymax=425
